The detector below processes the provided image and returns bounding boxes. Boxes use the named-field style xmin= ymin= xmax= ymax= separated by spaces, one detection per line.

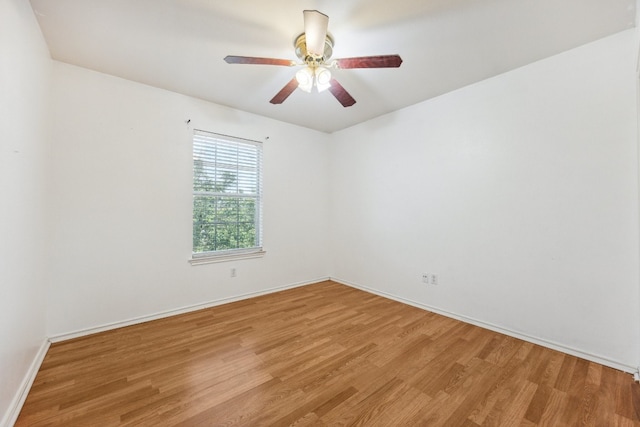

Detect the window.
xmin=191 ymin=130 xmax=263 ymax=263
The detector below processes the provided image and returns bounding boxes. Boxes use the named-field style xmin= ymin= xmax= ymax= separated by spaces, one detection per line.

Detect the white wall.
xmin=636 ymin=0 xmax=640 ymax=373
xmin=329 ymin=29 xmax=640 ymax=370
xmin=47 ymin=62 xmax=331 ymax=337
xmin=0 ymin=0 xmax=51 ymax=424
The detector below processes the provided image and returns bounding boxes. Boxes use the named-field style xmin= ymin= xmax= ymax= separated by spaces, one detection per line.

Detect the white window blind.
xmin=192 ymin=130 xmax=263 ymax=259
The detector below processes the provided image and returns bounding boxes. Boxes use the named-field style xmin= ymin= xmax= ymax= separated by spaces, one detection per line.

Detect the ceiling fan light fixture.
xmin=295 ymin=67 xmax=314 ymax=93
xmin=315 ymin=67 xmax=332 ymax=92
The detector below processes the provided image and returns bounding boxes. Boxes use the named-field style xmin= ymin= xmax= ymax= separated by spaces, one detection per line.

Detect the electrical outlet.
xmin=430 ymin=274 xmax=438 ymax=285
xmin=422 ymin=273 xmax=429 ymax=284
xmin=230 ymin=268 xmax=237 ymax=278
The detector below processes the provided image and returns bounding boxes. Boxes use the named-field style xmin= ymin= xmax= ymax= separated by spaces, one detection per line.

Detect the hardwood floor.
xmin=16 ymin=280 xmax=640 ymax=426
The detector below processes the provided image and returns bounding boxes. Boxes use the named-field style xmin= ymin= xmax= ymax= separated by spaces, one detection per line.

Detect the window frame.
xmin=190 ymin=129 xmax=265 ymax=265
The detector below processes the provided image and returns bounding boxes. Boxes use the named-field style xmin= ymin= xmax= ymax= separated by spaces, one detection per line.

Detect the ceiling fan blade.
xmin=334 ymin=55 xmax=403 ymax=69
xmin=224 ymin=56 xmax=296 ymax=66
xmin=303 ymin=10 xmax=329 ymax=57
xmin=270 ymin=78 xmax=299 ymax=104
xmin=328 ymin=79 xmax=356 ymax=107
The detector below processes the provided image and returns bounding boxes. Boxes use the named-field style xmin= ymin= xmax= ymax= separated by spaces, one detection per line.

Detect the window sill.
xmin=189 ymin=250 xmax=266 ymax=266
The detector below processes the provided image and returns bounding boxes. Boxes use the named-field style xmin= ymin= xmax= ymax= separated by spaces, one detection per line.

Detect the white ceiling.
xmin=30 ymin=0 xmax=636 ymax=133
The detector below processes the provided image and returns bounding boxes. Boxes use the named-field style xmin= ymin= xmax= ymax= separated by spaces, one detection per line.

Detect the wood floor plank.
xmin=524 ymin=384 xmax=552 ymax=424
xmin=554 ymin=354 xmax=578 ymax=392
xmin=598 ymin=366 xmax=621 ymax=425
xmin=482 ymin=380 xmax=538 ymax=426
xmin=419 ymin=364 xmax=494 ymax=425
xmin=15 ymin=280 xmax=640 ymax=426
xmin=468 ymin=345 xmax=543 ymax=425
xmin=538 ymin=388 xmax=570 ymax=426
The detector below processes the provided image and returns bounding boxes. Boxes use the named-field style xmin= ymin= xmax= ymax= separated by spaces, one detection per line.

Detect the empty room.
xmin=2 ymin=0 xmax=640 ymax=425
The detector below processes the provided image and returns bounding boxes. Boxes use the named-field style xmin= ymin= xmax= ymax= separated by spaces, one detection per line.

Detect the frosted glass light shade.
xmin=295 ymin=67 xmax=314 ymax=93
xmin=315 ymin=67 xmax=332 ymax=92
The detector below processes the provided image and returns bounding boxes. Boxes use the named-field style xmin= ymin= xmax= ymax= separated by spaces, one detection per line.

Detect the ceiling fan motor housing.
xmin=294 ymin=33 xmax=334 ymax=66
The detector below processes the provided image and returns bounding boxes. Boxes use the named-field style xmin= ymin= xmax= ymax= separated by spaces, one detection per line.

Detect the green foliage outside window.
xmin=193 ymin=195 xmax=257 ymax=253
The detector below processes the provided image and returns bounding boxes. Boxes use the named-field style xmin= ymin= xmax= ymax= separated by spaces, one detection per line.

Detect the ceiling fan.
xmin=224 ymin=10 xmax=403 ymax=107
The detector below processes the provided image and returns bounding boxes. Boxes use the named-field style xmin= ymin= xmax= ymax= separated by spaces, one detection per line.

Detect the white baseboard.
xmin=2 ymin=339 xmax=50 ymax=427
xmin=49 ymin=277 xmax=330 ymax=343
xmin=331 ymin=277 xmax=637 ymax=374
